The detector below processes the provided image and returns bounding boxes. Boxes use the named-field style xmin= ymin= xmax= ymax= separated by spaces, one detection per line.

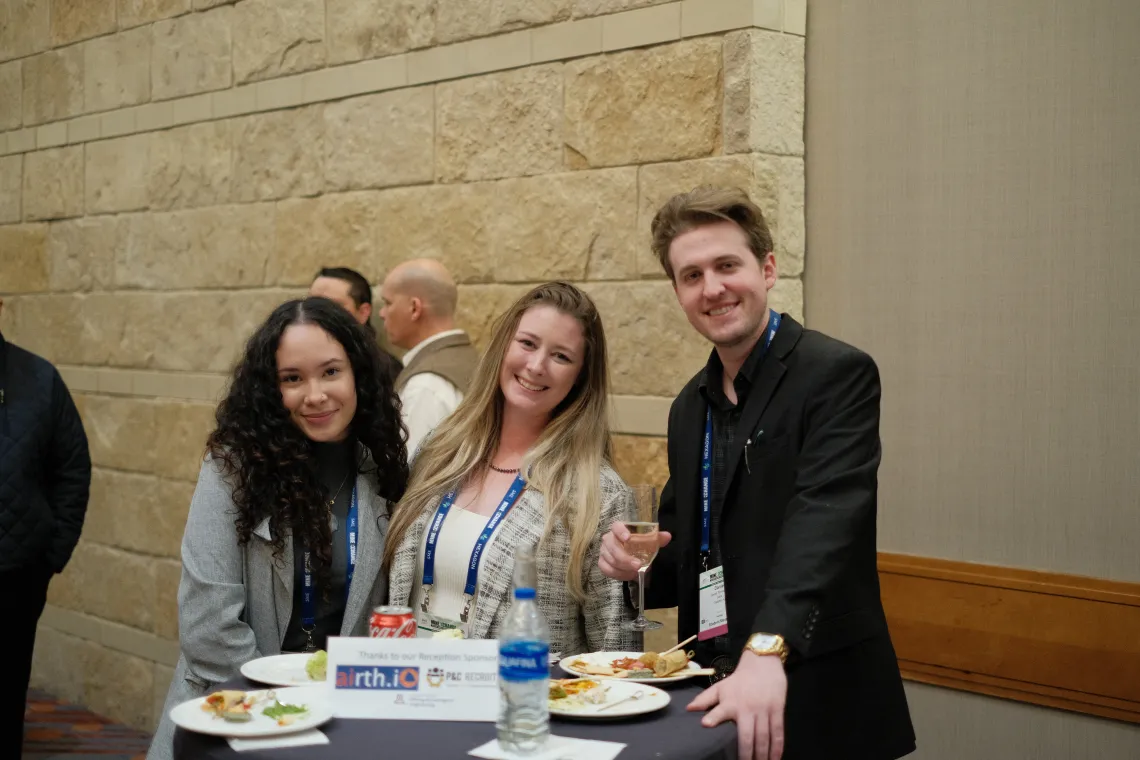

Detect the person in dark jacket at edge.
xmin=0 ymin=296 xmax=92 ymax=758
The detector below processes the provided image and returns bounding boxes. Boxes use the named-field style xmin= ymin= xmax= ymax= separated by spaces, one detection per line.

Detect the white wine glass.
xmin=622 ymin=484 xmax=662 ymax=632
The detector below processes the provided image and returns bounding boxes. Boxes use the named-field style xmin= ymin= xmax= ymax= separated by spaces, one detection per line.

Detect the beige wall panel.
xmin=806 ymin=0 xmax=1140 ymax=582
xmin=904 ymin=683 xmax=1140 ymax=760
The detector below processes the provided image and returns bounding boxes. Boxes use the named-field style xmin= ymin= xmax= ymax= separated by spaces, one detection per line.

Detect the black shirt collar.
xmin=698 ymin=313 xmax=781 ymax=409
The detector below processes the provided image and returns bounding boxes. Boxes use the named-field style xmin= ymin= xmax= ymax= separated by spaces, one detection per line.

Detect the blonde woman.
xmin=383 ymin=281 xmax=637 ymax=655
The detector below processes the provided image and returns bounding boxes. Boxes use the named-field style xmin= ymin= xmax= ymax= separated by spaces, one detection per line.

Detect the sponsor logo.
xmin=335 ymin=665 xmax=419 ymax=690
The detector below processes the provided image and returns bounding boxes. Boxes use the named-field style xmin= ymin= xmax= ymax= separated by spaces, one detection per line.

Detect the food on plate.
xmin=548 ymin=678 xmax=607 ymax=710
xmin=653 ymin=649 xmax=691 ymax=677
xmin=305 ymin=650 xmax=327 ymax=681
xmin=432 ymin=628 xmax=465 ymax=640
xmin=262 ymin=699 xmax=310 ymax=726
xmin=568 ymin=649 xmax=694 ymax=679
xmin=201 ymin=691 xmax=254 ymax=722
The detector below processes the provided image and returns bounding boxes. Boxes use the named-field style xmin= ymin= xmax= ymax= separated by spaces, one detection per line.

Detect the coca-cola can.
xmin=369 ymin=605 xmax=415 ymax=638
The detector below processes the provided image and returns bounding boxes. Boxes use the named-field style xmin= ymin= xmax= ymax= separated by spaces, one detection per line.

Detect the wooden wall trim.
xmin=878 ymin=552 xmax=1140 ymax=724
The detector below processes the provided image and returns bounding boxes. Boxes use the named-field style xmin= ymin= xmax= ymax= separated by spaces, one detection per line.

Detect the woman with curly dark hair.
xmin=148 ymin=297 xmax=408 ymax=760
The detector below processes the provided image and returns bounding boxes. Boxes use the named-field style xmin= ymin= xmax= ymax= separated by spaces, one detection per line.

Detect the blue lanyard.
xmin=424 ymin=474 xmax=527 ymax=596
xmin=302 ymin=484 xmax=359 ymax=634
xmin=701 ymin=311 xmax=781 ymax=563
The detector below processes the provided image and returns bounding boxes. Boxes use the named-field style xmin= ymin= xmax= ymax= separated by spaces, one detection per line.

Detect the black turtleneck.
xmin=281 ymin=437 xmax=358 ymax=653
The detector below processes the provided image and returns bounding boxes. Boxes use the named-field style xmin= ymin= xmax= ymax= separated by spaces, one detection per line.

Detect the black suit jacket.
xmin=646 ymin=315 xmax=915 ymax=760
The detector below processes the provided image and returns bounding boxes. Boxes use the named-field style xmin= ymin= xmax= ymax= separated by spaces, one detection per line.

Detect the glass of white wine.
xmin=622 ymin=484 xmax=662 ymax=632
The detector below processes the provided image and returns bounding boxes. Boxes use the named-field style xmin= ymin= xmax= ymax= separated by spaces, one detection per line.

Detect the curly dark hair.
xmin=207 ymin=297 xmax=408 ymax=592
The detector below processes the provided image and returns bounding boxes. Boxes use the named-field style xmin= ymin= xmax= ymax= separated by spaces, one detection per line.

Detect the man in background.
xmin=309 ymin=266 xmax=402 ymax=378
xmin=379 ymin=259 xmax=479 ymax=455
xmin=0 ymin=297 xmax=92 ymax=757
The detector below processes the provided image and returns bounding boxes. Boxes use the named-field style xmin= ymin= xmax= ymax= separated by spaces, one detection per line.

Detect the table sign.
xmin=326 ymin=636 xmax=500 ymax=721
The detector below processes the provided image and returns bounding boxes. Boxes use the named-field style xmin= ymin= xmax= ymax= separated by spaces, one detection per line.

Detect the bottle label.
xmin=499 ymin=641 xmax=549 ymax=681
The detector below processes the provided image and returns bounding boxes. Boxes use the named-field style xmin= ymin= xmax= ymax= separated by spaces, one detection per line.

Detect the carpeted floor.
xmin=22 ymin=690 xmax=151 ymax=760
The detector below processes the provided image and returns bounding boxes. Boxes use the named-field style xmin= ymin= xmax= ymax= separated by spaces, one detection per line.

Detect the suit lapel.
xmin=252 ymin=516 xmax=294 ymax=639
xmin=675 ymin=390 xmax=706 ymax=547
xmin=722 ymin=316 xmax=803 ymax=495
xmin=341 ymin=473 xmax=389 ymax=634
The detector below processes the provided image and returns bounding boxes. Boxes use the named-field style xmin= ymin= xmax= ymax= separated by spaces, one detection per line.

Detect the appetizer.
xmin=262 ymin=699 xmax=310 ymax=727
xmin=569 ymin=649 xmax=694 ymax=679
xmin=201 ymin=691 xmax=254 ymax=723
xmin=548 ymin=678 xmax=608 ymax=710
xmin=305 ymin=650 xmax=327 ymax=681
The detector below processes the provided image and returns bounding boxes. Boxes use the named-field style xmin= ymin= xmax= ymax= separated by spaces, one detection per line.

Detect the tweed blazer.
xmin=388 ymin=463 xmax=639 ymax=657
xmin=148 ymin=451 xmax=391 ymax=760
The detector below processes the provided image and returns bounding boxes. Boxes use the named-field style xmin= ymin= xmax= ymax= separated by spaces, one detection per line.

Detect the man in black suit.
xmin=600 ymin=186 xmax=915 ymax=760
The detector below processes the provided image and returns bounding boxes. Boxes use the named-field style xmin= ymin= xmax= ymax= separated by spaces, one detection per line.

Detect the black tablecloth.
xmin=173 ymin=670 xmax=737 ymax=760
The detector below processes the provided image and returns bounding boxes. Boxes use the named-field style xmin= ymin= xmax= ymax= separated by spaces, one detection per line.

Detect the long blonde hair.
xmin=382 ymin=282 xmax=613 ymax=603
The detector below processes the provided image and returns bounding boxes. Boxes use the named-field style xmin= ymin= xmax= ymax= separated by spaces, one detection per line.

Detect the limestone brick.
xmin=30 ymin=628 xmax=88 ymax=706
xmin=153 ymin=663 xmax=175 ymax=727
xmin=453 ymin=283 xmax=532 ymax=350
xmin=233 ymin=105 xmax=324 ymax=202
xmin=232 ymin=0 xmax=324 ymax=85
xmin=611 ymin=434 xmax=669 ymax=489
xmin=323 ymin=88 xmax=434 ymax=192
xmin=435 ymin=0 xmax=572 ymax=45
xmin=193 ymin=0 xmax=231 ymax=7
xmin=74 ymin=293 xmax=135 ymax=365
xmin=148 ymin=120 xmax=233 ymax=210
xmin=0 ymin=0 xmax=50 ymax=62
xmin=49 ymin=541 xmax=157 ymax=631
xmin=572 ymin=0 xmax=671 ymax=17
xmin=118 ymin=204 xmax=273 ymax=288
xmin=488 ymin=168 xmax=639 ymax=281
xmin=152 ymin=401 xmax=214 ymax=481
xmin=83 ymin=637 xmax=155 ymax=730
xmin=367 ymin=183 xmax=496 ymax=283
xmin=85 ymin=134 xmax=150 ymax=214
xmin=80 ymin=394 xmax=159 ymax=472
xmin=564 ymin=38 xmax=721 ymax=169
xmin=48 ymin=215 xmax=124 ymax=290
xmin=0 ymin=222 xmax=48 ymax=291
xmin=22 ymin=47 xmax=84 ymax=126
xmin=0 ymin=294 xmax=80 ymax=363
xmin=0 ymin=154 xmax=20 ymax=223
xmin=51 ymin=0 xmax=116 ymax=46
xmin=86 ymin=469 xmax=194 ymax=558
xmin=435 ymin=65 xmax=563 ymax=182
xmin=107 ymin=290 xmax=297 ymax=372
xmin=271 ymin=192 xmax=378 ymax=286
xmin=117 ymin=0 xmax=190 ymax=29
xmin=326 ymin=0 xmax=436 ymax=64
xmin=83 ymin=26 xmax=151 ymax=113
xmin=769 ymin=275 xmax=802 ymax=322
xmin=582 ymin=280 xmax=710 ymax=396
xmin=152 ymin=6 xmax=232 ymax=100
xmin=0 ymin=60 xmax=21 ymax=130
xmin=777 ymin=156 xmax=804 ymax=275
xmin=23 ymin=145 xmax=84 ymax=220
xmin=153 ymin=559 xmax=181 ymax=640
xmin=723 ymin=29 xmax=804 ymax=156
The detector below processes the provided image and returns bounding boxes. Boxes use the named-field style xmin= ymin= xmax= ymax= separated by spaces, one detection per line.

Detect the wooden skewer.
xmin=660 ymin=634 xmax=697 ymax=656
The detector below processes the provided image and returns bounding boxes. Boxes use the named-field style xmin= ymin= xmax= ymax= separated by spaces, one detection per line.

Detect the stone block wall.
xmin=0 ymin=0 xmax=805 ymax=729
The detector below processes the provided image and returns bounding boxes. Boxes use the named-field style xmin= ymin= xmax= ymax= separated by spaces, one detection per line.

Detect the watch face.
xmin=750 ymin=634 xmax=778 ymax=650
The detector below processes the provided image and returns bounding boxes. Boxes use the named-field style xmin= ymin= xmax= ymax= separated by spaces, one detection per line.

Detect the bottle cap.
xmin=514 ymin=587 xmax=536 ymax=600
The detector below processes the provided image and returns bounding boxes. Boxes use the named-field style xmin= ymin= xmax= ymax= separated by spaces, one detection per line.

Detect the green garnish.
xmin=263 ymin=700 xmax=309 ymax=719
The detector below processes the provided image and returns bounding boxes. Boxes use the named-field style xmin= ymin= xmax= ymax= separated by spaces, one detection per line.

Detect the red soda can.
xmin=369 ymin=605 xmax=416 ymax=638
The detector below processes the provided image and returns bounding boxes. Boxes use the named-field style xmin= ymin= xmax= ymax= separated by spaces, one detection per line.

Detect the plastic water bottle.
xmin=497 ymin=545 xmax=550 ymax=754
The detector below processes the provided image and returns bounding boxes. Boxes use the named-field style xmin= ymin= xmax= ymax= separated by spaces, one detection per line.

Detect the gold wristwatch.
xmin=744 ymin=632 xmax=788 ymax=664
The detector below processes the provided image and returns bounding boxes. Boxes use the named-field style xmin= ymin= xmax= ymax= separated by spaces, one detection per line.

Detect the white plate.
xmin=558 ymin=651 xmax=703 ymax=684
xmin=549 ymin=678 xmax=670 ymax=720
xmin=170 ymin=686 xmax=332 ymax=738
xmin=241 ymin=653 xmax=323 ymax=687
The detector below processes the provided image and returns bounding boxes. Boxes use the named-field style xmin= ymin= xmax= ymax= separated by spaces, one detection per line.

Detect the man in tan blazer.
xmin=379 ymin=259 xmax=478 ymax=455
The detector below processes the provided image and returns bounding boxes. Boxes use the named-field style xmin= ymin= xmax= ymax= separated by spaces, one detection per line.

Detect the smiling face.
xmin=669 ymin=220 xmax=777 ymax=351
xmin=497 ymin=305 xmax=586 ymax=421
xmin=276 ymin=323 xmax=358 ymax=442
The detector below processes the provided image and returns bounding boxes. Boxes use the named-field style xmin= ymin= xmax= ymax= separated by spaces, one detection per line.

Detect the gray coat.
xmin=147 ymin=455 xmax=391 ymax=760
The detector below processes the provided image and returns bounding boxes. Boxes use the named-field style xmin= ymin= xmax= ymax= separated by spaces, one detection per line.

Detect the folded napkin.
xmin=469 ymin=735 xmax=625 ymax=760
xmin=228 ymin=729 xmax=330 ymax=752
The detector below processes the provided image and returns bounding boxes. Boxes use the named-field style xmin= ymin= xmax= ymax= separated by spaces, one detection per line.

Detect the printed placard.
xmin=325 ymin=636 xmax=500 ymax=721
